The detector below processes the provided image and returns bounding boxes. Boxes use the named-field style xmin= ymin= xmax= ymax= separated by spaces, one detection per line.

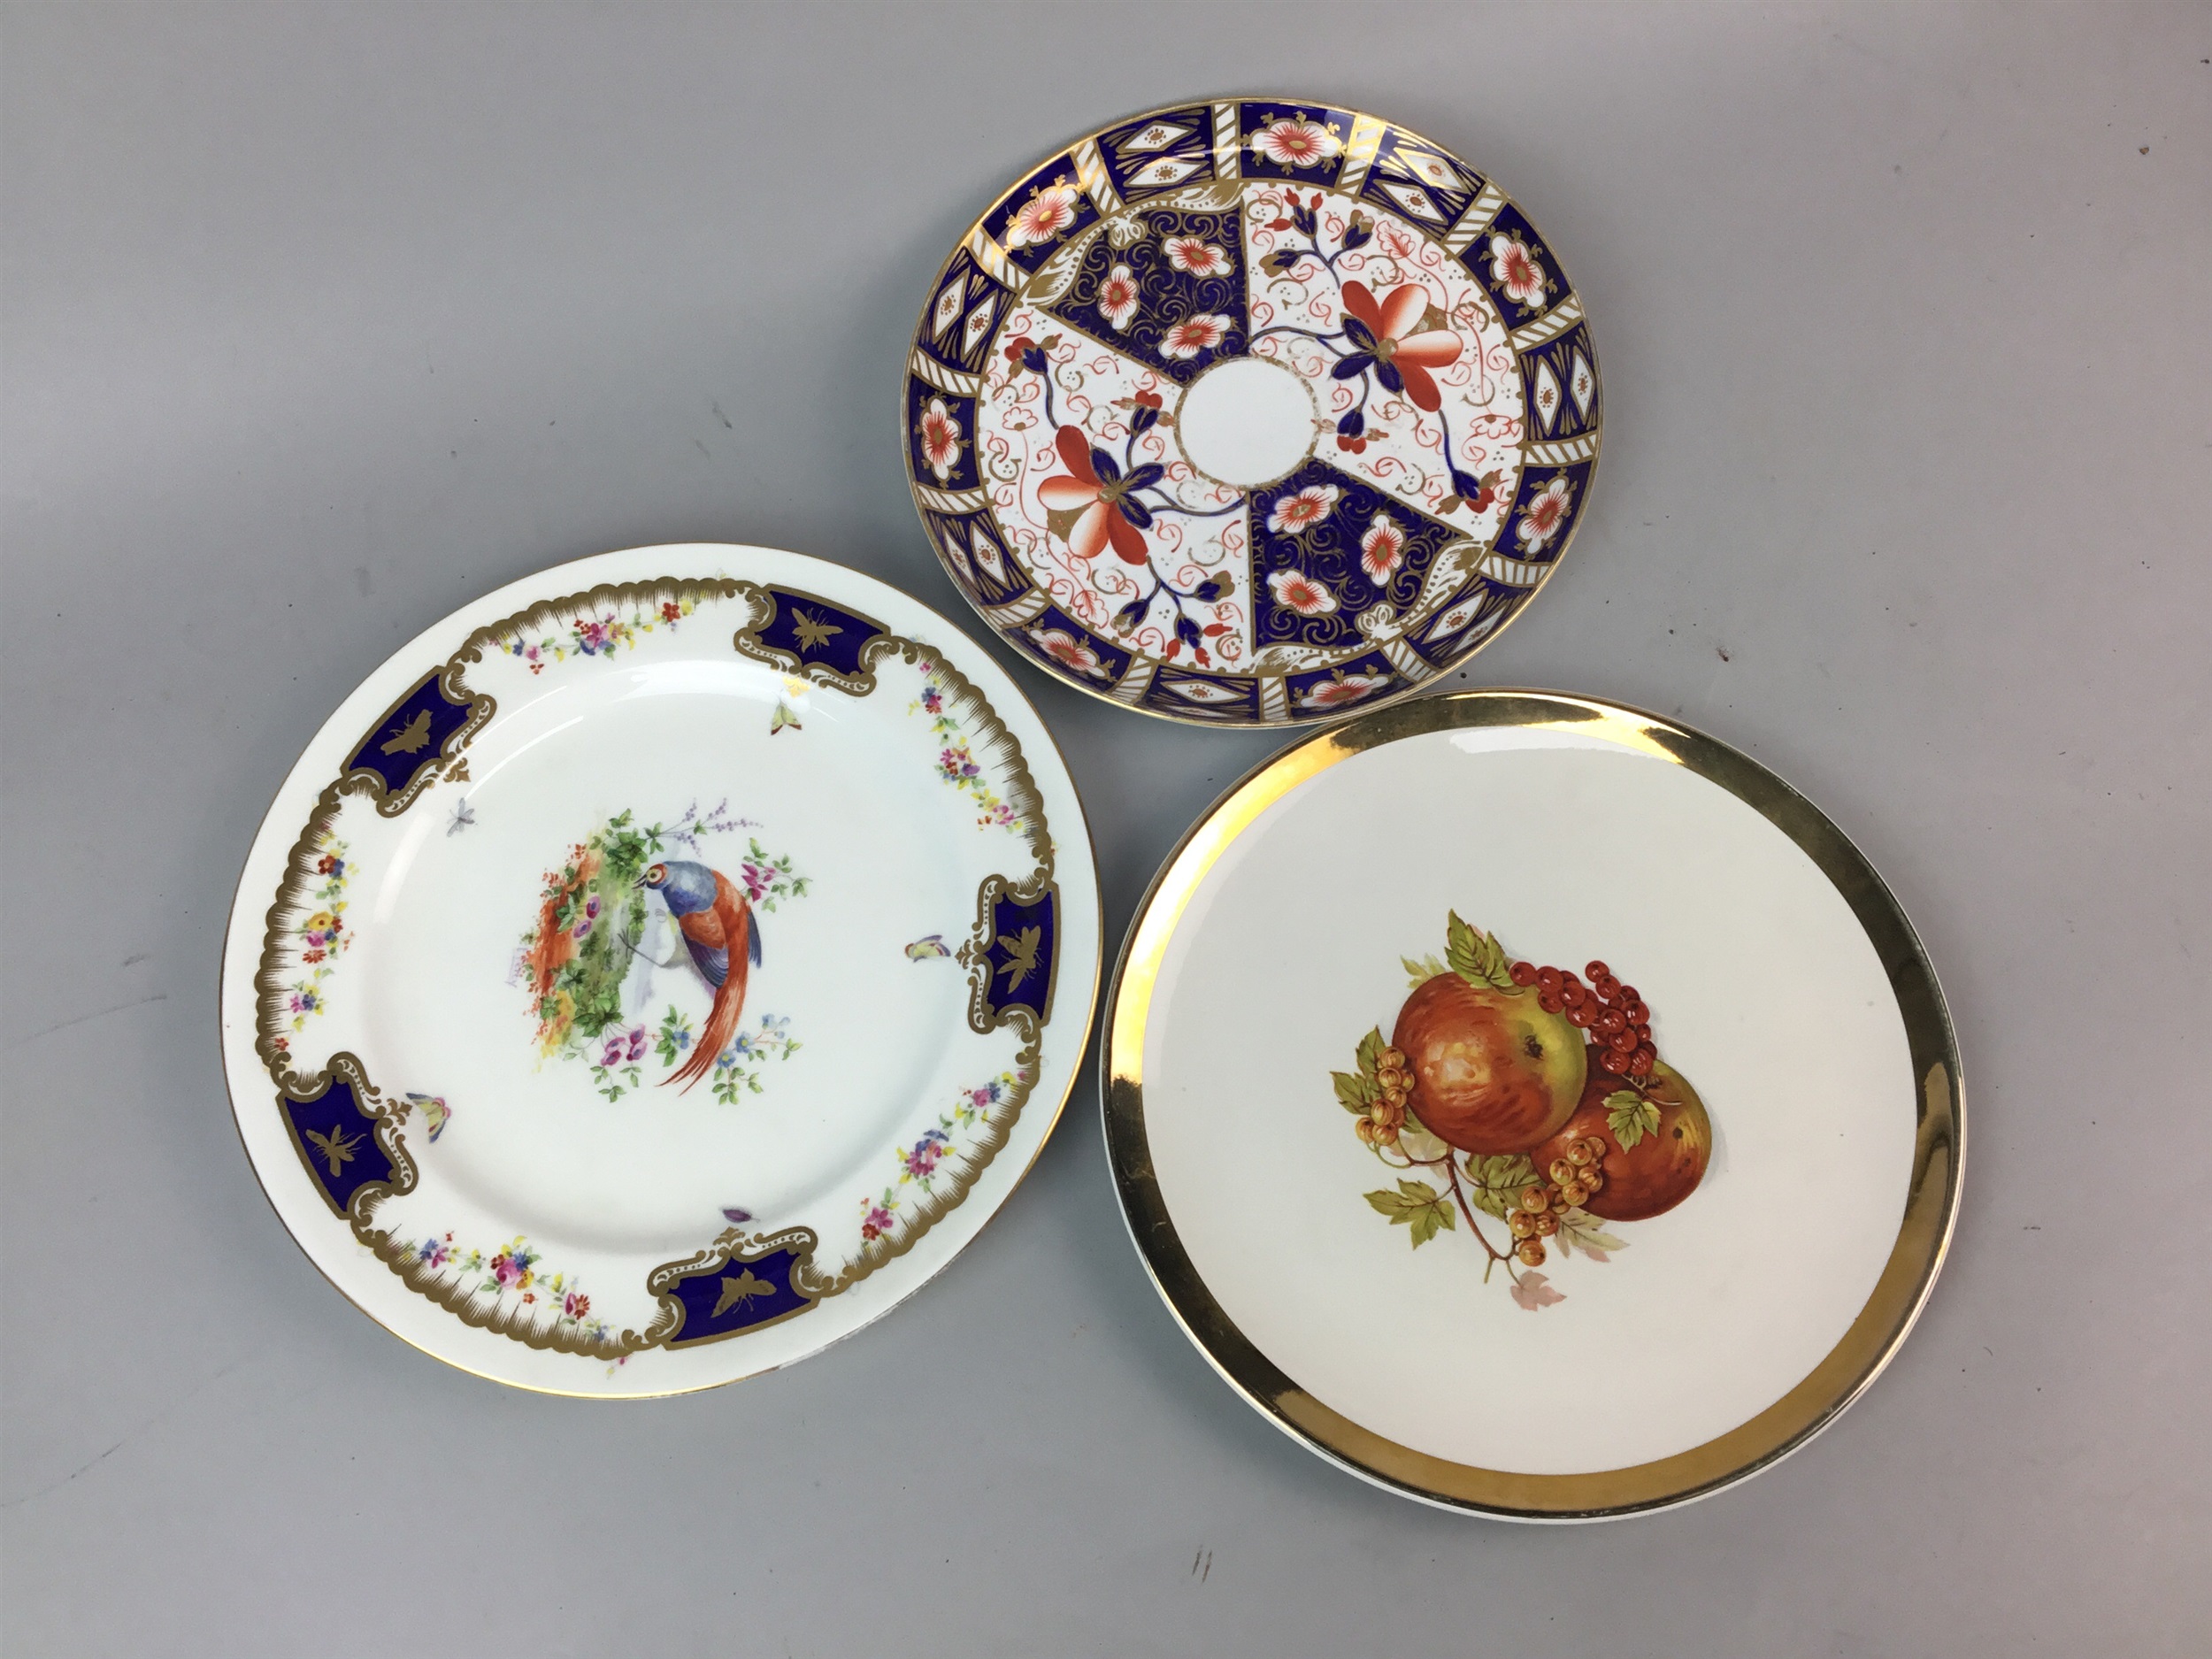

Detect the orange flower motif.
xmin=1037 ymin=426 xmax=1162 ymax=565
xmin=1335 ymin=281 xmax=1463 ymax=411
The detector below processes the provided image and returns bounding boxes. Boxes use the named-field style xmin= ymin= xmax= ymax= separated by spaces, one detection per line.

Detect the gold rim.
xmin=898 ymin=94 xmax=1602 ymax=730
xmin=219 ymin=547 xmax=1105 ymax=1399
xmin=1102 ymin=690 xmax=1962 ymax=1514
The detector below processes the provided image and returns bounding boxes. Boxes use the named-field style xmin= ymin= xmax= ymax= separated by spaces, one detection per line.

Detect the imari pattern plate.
xmin=902 ymin=99 xmax=1601 ymax=726
xmin=1106 ymin=694 xmax=1962 ymax=1517
xmin=219 ymin=546 xmax=1100 ymax=1394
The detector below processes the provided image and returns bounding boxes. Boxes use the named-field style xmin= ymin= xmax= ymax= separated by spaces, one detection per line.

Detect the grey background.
xmin=4 ymin=4 xmax=2207 ymax=1654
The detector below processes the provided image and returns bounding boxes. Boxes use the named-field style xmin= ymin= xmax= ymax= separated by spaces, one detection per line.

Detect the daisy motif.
xmin=1027 ymin=627 xmax=1112 ymax=679
xmin=917 ymin=396 xmax=962 ymax=482
xmin=1266 ymin=482 xmax=1340 ymax=537
xmin=1250 ymin=116 xmax=1341 ymax=169
xmin=1488 ymin=233 xmax=1549 ymax=308
xmin=1266 ymin=569 xmax=1339 ymax=616
xmin=1359 ymin=513 xmax=1406 ymax=584
xmin=1096 ymin=264 xmax=1140 ymax=332
xmin=1005 ymin=181 xmax=1083 ymax=250
xmin=1515 ymin=476 xmax=1576 ymax=554
xmin=1162 ymin=236 xmax=1230 ymax=278
xmin=1300 ymin=672 xmax=1390 ymax=711
xmin=1158 ymin=313 xmax=1231 ymax=360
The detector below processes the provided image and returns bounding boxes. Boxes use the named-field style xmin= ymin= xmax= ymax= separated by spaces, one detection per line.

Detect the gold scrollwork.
xmin=646 ymin=1225 xmax=824 ymax=1345
xmin=343 ymin=666 xmax=495 ymax=818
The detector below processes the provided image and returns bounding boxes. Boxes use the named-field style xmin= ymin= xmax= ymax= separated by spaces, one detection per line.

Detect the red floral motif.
xmin=1005 ymin=181 xmax=1081 ymax=250
xmin=917 ymin=396 xmax=962 ymax=482
xmin=1162 ymin=236 xmax=1229 ymax=277
xmin=1266 ymin=483 xmax=1340 ymax=537
xmin=1359 ymin=513 xmax=1406 ymax=584
xmin=1037 ymin=426 xmax=1161 ymax=565
xmin=1516 ymin=476 xmax=1576 ymax=554
xmin=1250 ymin=117 xmax=1340 ymax=169
xmin=1488 ymin=233 xmax=1549 ymax=307
xmin=1096 ymin=264 xmax=1139 ymax=332
xmin=1026 ymin=626 xmax=1111 ymax=679
xmin=1266 ymin=569 xmax=1339 ymax=616
xmin=1158 ymin=314 xmax=1230 ymax=360
xmin=1339 ymin=281 xmax=1463 ymax=412
xmin=1300 ymin=671 xmax=1390 ymax=711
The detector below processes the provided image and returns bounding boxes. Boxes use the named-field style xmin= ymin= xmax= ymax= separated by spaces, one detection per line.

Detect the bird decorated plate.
xmin=902 ymin=98 xmax=1601 ymax=726
xmin=220 ymin=545 xmax=1100 ymax=1395
xmin=1105 ymin=693 xmax=1962 ymax=1517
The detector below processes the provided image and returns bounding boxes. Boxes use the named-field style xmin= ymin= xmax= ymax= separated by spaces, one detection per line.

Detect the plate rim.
xmin=218 ymin=542 xmax=1104 ymax=1398
xmin=899 ymin=93 xmax=1604 ymax=730
xmin=1101 ymin=688 xmax=1963 ymax=1517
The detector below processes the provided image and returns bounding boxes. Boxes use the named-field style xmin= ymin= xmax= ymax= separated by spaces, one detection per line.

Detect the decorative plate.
xmin=1105 ymin=693 xmax=1962 ymax=1517
xmin=902 ymin=98 xmax=1601 ymax=726
xmin=219 ymin=545 xmax=1100 ymax=1395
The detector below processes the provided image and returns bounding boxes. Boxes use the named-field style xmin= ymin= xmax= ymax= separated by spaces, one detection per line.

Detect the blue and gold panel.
xmin=1357 ymin=127 xmax=1484 ymax=228
xmin=1035 ymin=199 xmax=1247 ymax=384
xmin=1463 ymin=200 xmax=1574 ymax=325
xmin=1286 ymin=650 xmax=1400 ymax=721
xmin=983 ymin=155 xmax=1102 ymax=276
xmin=1096 ymin=104 xmax=1217 ymax=197
xmin=916 ymin=249 xmax=1010 ymax=374
xmin=1524 ymin=325 xmax=1602 ymax=442
xmin=906 ymin=375 xmax=982 ymax=495
xmin=924 ymin=511 xmax=1030 ymax=611
xmin=1021 ymin=602 xmax=1134 ymax=688
xmin=655 ymin=1229 xmax=819 ymax=1346
xmin=1249 ymin=461 xmax=1463 ymax=652
xmin=344 ymin=669 xmax=481 ymax=814
xmin=1237 ymin=101 xmax=1360 ymax=182
xmin=1143 ymin=670 xmax=1260 ymax=722
xmin=280 ymin=1065 xmax=404 ymax=1218
xmin=1499 ymin=459 xmax=1597 ymax=573
xmin=969 ymin=875 xmax=1058 ymax=1031
xmin=735 ymin=584 xmax=890 ymax=693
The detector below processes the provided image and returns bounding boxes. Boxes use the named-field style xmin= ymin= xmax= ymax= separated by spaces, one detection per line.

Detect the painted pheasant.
xmin=640 ymin=859 xmax=760 ymax=1093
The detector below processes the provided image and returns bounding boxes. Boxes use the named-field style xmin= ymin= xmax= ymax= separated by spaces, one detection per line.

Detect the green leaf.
xmin=1463 ymin=1153 xmax=1538 ymax=1219
xmin=1333 ymin=1071 xmax=1376 ymax=1113
xmin=1444 ymin=910 xmax=1517 ymax=990
xmin=1402 ymin=954 xmax=1448 ymax=988
xmin=1354 ymin=1026 xmax=1387 ymax=1079
xmin=1363 ymin=1179 xmax=1456 ymax=1248
xmin=1552 ymin=1207 xmax=1628 ymax=1261
xmin=1606 ymin=1089 xmax=1661 ymax=1150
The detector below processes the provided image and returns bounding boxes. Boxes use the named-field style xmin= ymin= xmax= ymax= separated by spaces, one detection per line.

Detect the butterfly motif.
xmin=380 ymin=710 xmax=434 ymax=755
xmin=905 ymin=934 xmax=951 ymax=960
xmin=711 ymin=1268 xmax=772 ymax=1317
xmin=303 ymin=1123 xmax=361 ymax=1177
xmin=995 ymin=926 xmax=1042 ymax=993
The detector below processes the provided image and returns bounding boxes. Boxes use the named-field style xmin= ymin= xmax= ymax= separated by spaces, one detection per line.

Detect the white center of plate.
xmin=1175 ymin=357 xmax=1316 ymax=487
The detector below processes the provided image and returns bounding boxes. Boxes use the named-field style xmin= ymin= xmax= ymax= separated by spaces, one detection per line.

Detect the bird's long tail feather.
xmin=666 ymin=936 xmax=749 ymax=1094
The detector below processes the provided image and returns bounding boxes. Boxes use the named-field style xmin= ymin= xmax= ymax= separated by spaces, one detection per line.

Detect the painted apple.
xmin=1390 ymin=973 xmax=1586 ymax=1154
xmin=1535 ymin=1046 xmax=1710 ymax=1221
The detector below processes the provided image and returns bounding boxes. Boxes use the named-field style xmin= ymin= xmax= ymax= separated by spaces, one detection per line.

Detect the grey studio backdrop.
xmin=4 ymin=5 xmax=2207 ymax=1655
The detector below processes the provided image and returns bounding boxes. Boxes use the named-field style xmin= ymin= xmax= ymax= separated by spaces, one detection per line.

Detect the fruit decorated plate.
xmin=219 ymin=545 xmax=1100 ymax=1395
xmin=1105 ymin=692 xmax=1962 ymax=1517
xmin=902 ymin=98 xmax=1600 ymax=727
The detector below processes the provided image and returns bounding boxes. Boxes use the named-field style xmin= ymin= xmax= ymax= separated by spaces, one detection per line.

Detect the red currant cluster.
xmin=1509 ymin=957 xmax=1656 ymax=1079
xmin=1504 ymin=1136 xmax=1609 ymax=1265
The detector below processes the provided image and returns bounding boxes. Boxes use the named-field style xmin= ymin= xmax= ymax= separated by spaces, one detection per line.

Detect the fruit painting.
xmin=1335 ymin=912 xmax=1713 ymax=1310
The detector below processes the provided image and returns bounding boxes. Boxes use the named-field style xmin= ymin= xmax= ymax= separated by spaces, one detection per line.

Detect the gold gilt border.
xmin=1104 ymin=690 xmax=1964 ymax=1518
xmin=255 ymin=574 xmax=1061 ymax=1350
